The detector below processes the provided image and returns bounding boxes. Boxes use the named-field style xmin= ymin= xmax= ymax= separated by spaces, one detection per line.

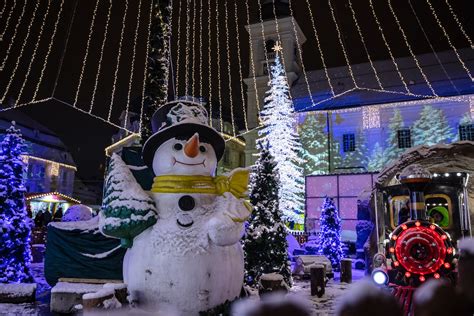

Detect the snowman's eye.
xmin=173 ymin=143 xmax=183 ymax=151
xmin=199 ymin=145 xmax=206 ymax=153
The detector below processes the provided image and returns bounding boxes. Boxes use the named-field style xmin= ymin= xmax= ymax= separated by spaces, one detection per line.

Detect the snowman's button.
xmin=178 ymin=195 xmax=195 ymax=211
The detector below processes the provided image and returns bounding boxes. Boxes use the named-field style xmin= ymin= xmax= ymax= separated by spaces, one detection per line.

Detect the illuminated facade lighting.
xmin=362 ymin=106 xmax=381 ymax=129
xmin=20 ymin=155 xmax=77 ymax=171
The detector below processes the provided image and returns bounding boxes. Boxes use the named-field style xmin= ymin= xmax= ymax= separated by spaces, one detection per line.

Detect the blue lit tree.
xmin=0 ymin=122 xmax=33 ymax=283
xmin=317 ymin=197 xmax=343 ymax=270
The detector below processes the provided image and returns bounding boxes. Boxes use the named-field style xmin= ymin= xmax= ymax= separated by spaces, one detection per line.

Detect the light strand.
xmin=0 ymin=0 xmax=8 ymax=18
xmin=444 ymin=0 xmax=473 ymax=49
xmin=139 ymin=0 xmax=154 ymax=135
xmin=124 ymin=0 xmax=142 ymax=128
xmin=368 ymin=0 xmax=411 ymax=94
xmin=223 ymin=1 xmax=235 ymax=136
xmin=32 ymin=0 xmax=64 ymax=101
xmin=288 ymin=0 xmax=315 ymax=107
xmin=1 ymin=0 xmax=25 ymax=71
xmin=207 ymin=0 xmax=212 ymax=126
xmin=0 ymin=0 xmax=16 ymax=41
xmin=107 ymin=0 xmax=129 ymax=121
xmin=73 ymin=0 xmax=101 ymax=107
xmin=16 ymin=0 xmax=52 ymax=104
xmin=89 ymin=0 xmax=113 ymax=113
xmin=174 ymin=0 xmax=182 ymax=96
xmin=256 ymin=0 xmax=271 ymax=82
xmin=407 ymin=0 xmax=459 ymax=94
xmin=0 ymin=0 xmax=40 ymax=104
xmin=234 ymin=1 xmax=248 ymax=131
xmin=190 ymin=0 xmax=196 ymax=96
xmin=198 ymin=0 xmax=203 ymax=97
xmin=244 ymin=0 xmax=261 ymax=118
xmin=184 ymin=0 xmax=191 ymax=95
xmin=424 ymin=0 xmax=473 ymax=81
xmin=347 ymin=0 xmax=383 ymax=90
xmin=304 ymin=0 xmax=334 ymax=95
xmin=387 ymin=0 xmax=437 ymax=96
xmin=0 ymin=97 xmax=53 ymax=112
xmin=214 ymin=0 xmax=223 ymax=132
xmin=327 ymin=0 xmax=358 ymax=89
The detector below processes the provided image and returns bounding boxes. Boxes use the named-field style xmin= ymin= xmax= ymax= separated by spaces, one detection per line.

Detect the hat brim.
xmin=142 ymin=123 xmax=225 ymax=168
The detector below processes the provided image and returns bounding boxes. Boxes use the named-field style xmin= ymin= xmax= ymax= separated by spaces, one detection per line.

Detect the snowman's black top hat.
xmin=142 ymin=100 xmax=225 ymax=168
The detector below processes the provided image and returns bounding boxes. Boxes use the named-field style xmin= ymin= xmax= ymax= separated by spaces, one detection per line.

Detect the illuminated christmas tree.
xmin=0 ymin=123 xmax=33 ymax=283
xmin=317 ymin=197 xmax=343 ymax=270
xmin=412 ymin=105 xmax=454 ymax=146
xmin=258 ymin=45 xmax=305 ymax=225
xmin=299 ymin=113 xmax=329 ymax=175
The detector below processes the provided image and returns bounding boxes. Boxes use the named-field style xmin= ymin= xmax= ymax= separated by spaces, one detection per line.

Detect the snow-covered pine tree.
xmin=0 ymin=122 xmax=33 ymax=283
xmin=299 ymin=113 xmax=329 ymax=175
xmin=243 ymin=144 xmax=291 ymax=287
xmin=317 ymin=197 xmax=343 ymax=270
xmin=99 ymin=153 xmax=158 ymax=248
xmin=368 ymin=142 xmax=385 ymax=172
xmin=258 ymin=51 xmax=305 ymax=225
xmin=342 ymin=130 xmax=368 ymax=173
xmin=383 ymin=109 xmax=406 ymax=164
xmin=412 ymin=105 xmax=454 ymax=146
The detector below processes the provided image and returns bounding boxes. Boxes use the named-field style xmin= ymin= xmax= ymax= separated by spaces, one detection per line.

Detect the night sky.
xmin=0 ymin=0 xmax=472 ymax=184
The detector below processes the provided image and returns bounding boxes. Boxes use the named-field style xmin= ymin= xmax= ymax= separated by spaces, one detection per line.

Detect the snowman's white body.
xmin=124 ymin=135 xmax=249 ymax=315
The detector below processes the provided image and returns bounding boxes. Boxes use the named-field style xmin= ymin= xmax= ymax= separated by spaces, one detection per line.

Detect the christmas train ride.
xmin=370 ymin=164 xmax=472 ymax=288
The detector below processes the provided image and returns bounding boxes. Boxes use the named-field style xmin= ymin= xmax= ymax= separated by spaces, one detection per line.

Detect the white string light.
xmin=327 ymin=0 xmax=358 ymax=89
xmin=0 ymin=0 xmax=17 ymax=41
xmin=407 ymin=0 xmax=459 ymax=94
xmin=190 ymin=0 xmax=196 ymax=96
xmin=184 ymin=0 xmax=191 ymax=95
xmin=256 ymin=0 xmax=271 ymax=82
xmin=16 ymin=0 xmax=52 ymax=104
xmin=174 ymin=0 xmax=182 ymax=96
xmin=288 ymin=0 xmax=315 ymax=107
xmin=304 ymin=0 xmax=334 ymax=96
xmin=32 ymin=0 xmax=64 ymax=101
xmin=124 ymin=0 xmax=142 ymax=128
xmin=362 ymin=106 xmax=381 ymax=129
xmin=424 ymin=0 xmax=473 ymax=81
xmin=368 ymin=0 xmax=412 ymax=94
xmin=0 ymin=97 xmax=52 ymax=112
xmin=223 ymin=1 xmax=236 ymax=136
xmin=0 ymin=0 xmax=40 ymax=104
xmin=469 ymin=95 xmax=474 ymax=120
xmin=214 ymin=0 xmax=223 ymax=132
xmin=1 ymin=0 xmax=25 ymax=71
xmin=198 ymin=0 xmax=203 ymax=97
xmin=444 ymin=0 xmax=473 ymax=49
xmin=139 ymin=0 xmax=154 ymax=135
xmin=107 ymin=0 xmax=129 ymax=121
xmin=387 ymin=0 xmax=438 ymax=96
xmin=89 ymin=0 xmax=113 ymax=113
xmin=244 ymin=0 xmax=261 ymax=117
xmin=207 ymin=0 xmax=213 ymax=126
xmin=347 ymin=0 xmax=383 ymax=90
xmin=234 ymin=1 xmax=248 ymax=131
xmin=73 ymin=0 xmax=101 ymax=107
xmin=0 ymin=0 xmax=8 ymax=18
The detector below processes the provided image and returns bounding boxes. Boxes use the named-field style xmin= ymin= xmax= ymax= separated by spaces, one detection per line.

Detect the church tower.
xmin=243 ymin=0 xmax=306 ymax=165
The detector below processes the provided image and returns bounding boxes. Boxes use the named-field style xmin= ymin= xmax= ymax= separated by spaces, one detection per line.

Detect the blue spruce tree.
xmin=0 ymin=122 xmax=33 ymax=283
xmin=317 ymin=197 xmax=343 ymax=271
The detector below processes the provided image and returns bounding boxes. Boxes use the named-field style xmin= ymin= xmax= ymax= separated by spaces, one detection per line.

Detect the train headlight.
xmin=372 ymin=268 xmax=389 ymax=286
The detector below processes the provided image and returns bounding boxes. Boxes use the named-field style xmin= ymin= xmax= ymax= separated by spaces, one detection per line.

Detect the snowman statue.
xmin=99 ymin=99 xmax=251 ymax=315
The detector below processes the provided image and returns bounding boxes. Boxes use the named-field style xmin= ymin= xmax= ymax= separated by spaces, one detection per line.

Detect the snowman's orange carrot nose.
xmin=184 ymin=133 xmax=200 ymax=158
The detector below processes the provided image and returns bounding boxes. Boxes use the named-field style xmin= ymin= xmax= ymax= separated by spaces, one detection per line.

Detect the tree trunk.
xmin=340 ymin=258 xmax=352 ymax=283
xmin=310 ymin=265 xmax=325 ymax=297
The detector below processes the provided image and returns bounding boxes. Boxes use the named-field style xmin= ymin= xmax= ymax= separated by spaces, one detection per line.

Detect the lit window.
xmin=459 ymin=124 xmax=474 ymax=141
xmin=342 ymin=134 xmax=355 ymax=152
xmin=397 ymin=129 xmax=412 ymax=149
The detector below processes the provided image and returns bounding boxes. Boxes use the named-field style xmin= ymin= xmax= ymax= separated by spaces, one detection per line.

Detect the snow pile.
xmin=0 ymin=283 xmax=36 ymax=298
xmin=103 ymin=283 xmax=127 ymax=291
xmin=81 ymin=245 xmax=122 ymax=259
xmin=62 ymin=205 xmax=93 ymax=222
xmin=51 ymin=282 xmax=103 ymax=294
xmin=102 ymin=296 xmax=122 ymax=309
xmin=82 ymin=288 xmax=115 ymax=300
xmin=49 ymin=216 xmax=99 ymax=233
xmin=458 ymin=237 xmax=474 ymax=256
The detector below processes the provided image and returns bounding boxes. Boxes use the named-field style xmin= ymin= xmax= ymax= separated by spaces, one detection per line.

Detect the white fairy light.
xmin=124 ymin=0 xmax=142 ymax=128
xmin=89 ymin=0 xmax=113 ymax=113
xmin=174 ymin=0 xmax=182 ymax=96
xmin=271 ymin=0 xmax=290 ymax=83
xmin=0 ymin=0 xmax=17 ymax=42
xmin=198 ymin=0 xmax=203 ymax=97
xmin=327 ymin=0 xmax=358 ymax=89
xmin=16 ymin=0 xmax=52 ymax=104
xmin=387 ymin=0 xmax=438 ymax=96
xmin=304 ymin=0 xmax=334 ymax=96
xmin=184 ymin=0 xmax=191 ymax=95
xmin=363 ymin=106 xmax=381 ymax=129
xmin=0 ymin=0 xmax=8 ymax=18
xmin=191 ymin=0 xmax=197 ymax=96
xmin=368 ymin=0 xmax=411 ymax=95
xmin=234 ymin=1 xmax=249 ymax=131
xmin=206 ymin=0 xmax=213 ymax=126
xmin=139 ymin=0 xmax=154 ymax=135
xmin=244 ymin=0 xmax=261 ymax=116
xmin=347 ymin=0 xmax=383 ymax=90
xmin=469 ymin=95 xmax=474 ymax=120
xmin=50 ymin=162 xmax=60 ymax=177
xmin=73 ymin=0 xmax=101 ymax=107
xmin=224 ymin=1 xmax=236 ymax=136
xmin=107 ymin=0 xmax=129 ymax=121
xmin=32 ymin=0 xmax=65 ymax=101
xmin=214 ymin=0 xmax=223 ymax=132
xmin=0 ymin=0 xmax=40 ymax=104
xmin=256 ymin=0 xmax=271 ymax=82
xmin=424 ymin=0 xmax=473 ymax=81
xmin=1 ymin=0 xmax=26 ymax=71
xmin=444 ymin=0 xmax=473 ymax=49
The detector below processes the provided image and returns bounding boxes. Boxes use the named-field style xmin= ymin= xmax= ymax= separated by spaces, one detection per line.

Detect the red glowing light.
xmin=444 ymin=262 xmax=451 ymax=269
xmin=419 ymin=276 xmax=426 ymax=282
xmin=415 ymin=221 xmax=421 ymax=227
xmin=434 ymin=273 xmax=440 ymax=279
xmin=447 ymin=248 xmax=453 ymax=254
xmin=405 ymin=272 xmax=411 ymax=278
xmin=430 ymin=225 xmax=436 ymax=230
xmin=441 ymin=235 xmax=447 ymax=240
xmin=402 ymin=224 xmax=408 ymax=230
xmin=392 ymin=235 xmax=398 ymax=241
xmin=393 ymin=261 xmax=400 ymax=267
xmin=389 ymin=247 xmax=395 ymax=253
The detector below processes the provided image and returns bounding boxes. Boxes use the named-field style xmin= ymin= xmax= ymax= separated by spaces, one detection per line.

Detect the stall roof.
xmin=26 ymin=192 xmax=81 ymax=204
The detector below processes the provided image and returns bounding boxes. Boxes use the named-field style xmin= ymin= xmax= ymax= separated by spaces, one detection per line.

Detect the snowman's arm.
xmin=208 ymin=193 xmax=250 ymax=246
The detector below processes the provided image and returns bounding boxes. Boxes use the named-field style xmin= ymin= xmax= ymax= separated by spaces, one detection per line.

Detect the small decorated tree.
xmin=299 ymin=113 xmax=328 ymax=175
xmin=412 ymin=105 xmax=454 ymax=146
xmin=0 ymin=122 xmax=33 ymax=283
xmin=243 ymin=144 xmax=292 ymax=287
xmin=99 ymin=153 xmax=158 ymax=248
xmin=317 ymin=197 xmax=343 ymax=270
